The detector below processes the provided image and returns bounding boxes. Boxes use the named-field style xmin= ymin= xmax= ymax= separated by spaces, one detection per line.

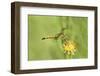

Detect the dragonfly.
xmin=41 ymin=17 xmax=77 ymax=56
xmin=41 ymin=27 xmax=67 ymax=40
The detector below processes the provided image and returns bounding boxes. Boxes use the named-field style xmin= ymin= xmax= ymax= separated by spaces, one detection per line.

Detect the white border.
xmin=20 ymin=7 xmax=95 ymax=70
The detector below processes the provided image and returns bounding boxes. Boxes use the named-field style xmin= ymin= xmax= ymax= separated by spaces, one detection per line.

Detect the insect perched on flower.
xmin=41 ymin=27 xmax=77 ymax=56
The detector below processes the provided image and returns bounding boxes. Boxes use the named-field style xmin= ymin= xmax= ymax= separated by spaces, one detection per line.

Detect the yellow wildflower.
xmin=63 ymin=40 xmax=76 ymax=55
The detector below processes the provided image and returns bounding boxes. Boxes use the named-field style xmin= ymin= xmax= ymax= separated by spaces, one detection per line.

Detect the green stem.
xmin=65 ymin=54 xmax=73 ymax=59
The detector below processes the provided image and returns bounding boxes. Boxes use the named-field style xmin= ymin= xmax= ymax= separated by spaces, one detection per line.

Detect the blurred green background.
xmin=28 ymin=15 xmax=88 ymax=61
